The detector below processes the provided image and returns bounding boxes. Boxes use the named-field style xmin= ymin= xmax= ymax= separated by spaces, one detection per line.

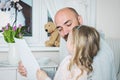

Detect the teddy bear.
xmin=44 ymin=22 xmax=60 ymax=47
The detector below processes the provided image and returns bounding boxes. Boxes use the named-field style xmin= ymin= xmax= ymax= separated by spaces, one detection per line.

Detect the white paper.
xmin=15 ymin=39 xmax=40 ymax=80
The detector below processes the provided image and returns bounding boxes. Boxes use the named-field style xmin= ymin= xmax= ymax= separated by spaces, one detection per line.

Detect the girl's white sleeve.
xmin=54 ymin=56 xmax=71 ymax=80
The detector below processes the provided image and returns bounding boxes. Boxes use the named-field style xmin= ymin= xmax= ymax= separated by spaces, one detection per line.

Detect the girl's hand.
xmin=36 ymin=69 xmax=49 ymax=80
xmin=18 ymin=61 xmax=27 ymax=77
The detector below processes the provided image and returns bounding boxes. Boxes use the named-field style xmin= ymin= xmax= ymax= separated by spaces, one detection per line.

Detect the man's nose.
xmin=63 ymin=28 xmax=69 ymax=35
xmin=60 ymin=30 xmax=68 ymax=38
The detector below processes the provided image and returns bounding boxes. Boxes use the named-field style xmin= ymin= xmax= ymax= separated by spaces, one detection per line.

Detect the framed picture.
xmin=0 ymin=0 xmax=59 ymax=51
xmin=20 ymin=0 xmax=32 ymax=36
xmin=0 ymin=0 xmax=32 ymax=36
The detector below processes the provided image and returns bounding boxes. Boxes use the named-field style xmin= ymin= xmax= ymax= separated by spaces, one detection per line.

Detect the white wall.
xmin=96 ymin=0 xmax=120 ymax=39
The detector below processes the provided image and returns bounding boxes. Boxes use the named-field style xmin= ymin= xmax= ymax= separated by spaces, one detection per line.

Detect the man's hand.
xmin=18 ymin=61 xmax=27 ymax=77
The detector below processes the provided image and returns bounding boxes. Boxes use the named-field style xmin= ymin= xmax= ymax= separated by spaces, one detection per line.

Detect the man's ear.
xmin=78 ymin=15 xmax=83 ymax=25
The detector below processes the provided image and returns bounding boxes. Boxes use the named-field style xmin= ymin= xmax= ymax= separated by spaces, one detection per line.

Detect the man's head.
xmin=54 ymin=7 xmax=83 ymax=41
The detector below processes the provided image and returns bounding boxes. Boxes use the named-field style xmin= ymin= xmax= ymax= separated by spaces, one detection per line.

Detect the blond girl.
xmin=37 ymin=25 xmax=100 ymax=80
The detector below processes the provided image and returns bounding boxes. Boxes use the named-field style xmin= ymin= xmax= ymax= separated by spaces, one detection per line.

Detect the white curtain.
xmin=44 ymin=0 xmax=62 ymax=21
xmin=61 ymin=0 xmax=88 ymax=25
xmin=44 ymin=0 xmax=88 ymax=25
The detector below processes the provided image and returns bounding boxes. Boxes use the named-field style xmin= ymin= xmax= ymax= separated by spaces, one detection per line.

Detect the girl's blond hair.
xmin=68 ymin=25 xmax=100 ymax=80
